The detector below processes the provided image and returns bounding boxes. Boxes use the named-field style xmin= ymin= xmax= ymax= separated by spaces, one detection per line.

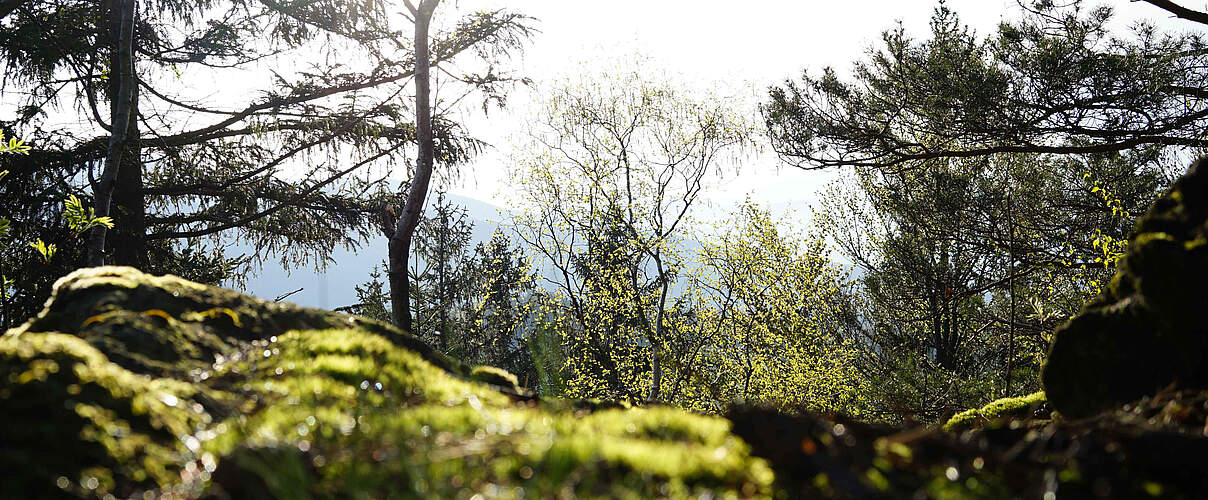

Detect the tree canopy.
xmin=0 ymin=0 xmax=532 ymax=318
xmin=5 ymin=0 xmax=1208 ymax=432
xmin=763 ymin=0 xmax=1202 ymax=419
xmin=764 ymin=1 xmax=1208 ymax=172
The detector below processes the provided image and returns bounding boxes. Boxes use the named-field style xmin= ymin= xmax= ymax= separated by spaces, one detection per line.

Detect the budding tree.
xmin=509 ymin=65 xmax=752 ymax=403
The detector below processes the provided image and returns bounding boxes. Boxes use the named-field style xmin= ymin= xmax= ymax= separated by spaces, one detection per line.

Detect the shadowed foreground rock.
xmin=730 ymin=388 xmax=1208 ymax=499
xmin=1 ymin=267 xmax=772 ymax=499
xmin=1043 ymin=157 xmax=1208 ymax=418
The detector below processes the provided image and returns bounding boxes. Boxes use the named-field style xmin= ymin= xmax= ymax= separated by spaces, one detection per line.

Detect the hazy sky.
xmin=436 ymin=0 xmax=1189 ymax=213
xmin=241 ymin=0 xmax=1197 ymax=306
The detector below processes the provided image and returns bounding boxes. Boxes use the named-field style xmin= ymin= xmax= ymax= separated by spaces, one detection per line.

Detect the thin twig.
xmin=274 ymin=287 xmax=304 ymax=302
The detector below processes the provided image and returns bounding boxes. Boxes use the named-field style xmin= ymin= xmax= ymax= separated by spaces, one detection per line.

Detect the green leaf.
xmin=62 ymin=195 xmax=114 ymax=236
xmin=30 ymin=238 xmax=57 ymax=263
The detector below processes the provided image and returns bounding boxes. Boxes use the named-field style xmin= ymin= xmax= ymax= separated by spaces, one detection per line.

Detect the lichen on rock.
xmin=0 ymin=267 xmax=773 ymax=499
xmin=1042 ymin=157 xmax=1208 ymax=418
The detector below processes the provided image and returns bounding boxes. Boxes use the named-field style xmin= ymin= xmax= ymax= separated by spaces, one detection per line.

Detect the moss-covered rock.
xmin=1 ymin=267 xmax=773 ymax=499
xmin=1042 ymin=158 xmax=1208 ymax=418
xmin=0 ymin=331 xmax=213 ymax=497
xmin=730 ymin=388 xmax=1208 ymax=499
xmin=942 ymin=391 xmax=1050 ymax=432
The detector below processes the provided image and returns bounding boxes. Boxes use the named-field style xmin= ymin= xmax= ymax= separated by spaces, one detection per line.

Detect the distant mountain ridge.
xmin=231 ymin=193 xmax=508 ymax=309
xmin=231 ymin=193 xmax=798 ymax=310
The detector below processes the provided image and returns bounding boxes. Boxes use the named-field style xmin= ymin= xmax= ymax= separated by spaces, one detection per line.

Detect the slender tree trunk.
xmin=647 ymin=253 xmax=670 ymax=403
xmin=107 ymin=0 xmax=144 ymax=268
xmin=947 ymin=295 xmax=958 ymax=370
xmin=111 ymin=89 xmax=145 ymax=268
xmin=1005 ymin=189 xmax=1015 ymax=397
xmin=389 ymin=0 xmax=440 ymax=331
xmin=437 ymin=210 xmax=449 ymax=350
xmin=1 ymin=256 xmax=9 ymax=330
xmin=929 ymin=290 xmax=942 ymax=364
xmin=741 ymin=354 xmax=754 ymax=403
xmin=410 ymin=257 xmax=424 ymax=339
xmin=87 ymin=0 xmax=136 ymax=267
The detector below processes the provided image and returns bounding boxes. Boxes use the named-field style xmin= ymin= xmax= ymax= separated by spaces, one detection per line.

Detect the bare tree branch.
xmin=1136 ymin=0 xmax=1208 ymax=26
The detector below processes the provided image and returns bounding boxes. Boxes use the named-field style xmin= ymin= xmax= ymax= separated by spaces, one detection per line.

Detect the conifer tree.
xmin=768 ymin=3 xmax=1179 ymax=419
xmin=0 ymin=0 xmax=532 ymax=313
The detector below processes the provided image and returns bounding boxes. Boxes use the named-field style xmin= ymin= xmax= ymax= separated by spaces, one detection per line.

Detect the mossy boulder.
xmin=0 ymin=267 xmax=773 ymax=499
xmin=730 ymin=389 xmax=1208 ymax=499
xmin=1042 ymin=157 xmax=1208 ymax=418
xmin=942 ymin=391 xmax=1050 ymax=432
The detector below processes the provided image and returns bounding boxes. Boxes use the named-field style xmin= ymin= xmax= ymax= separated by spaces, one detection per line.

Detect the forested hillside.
xmin=3 ymin=0 xmax=1208 ymax=498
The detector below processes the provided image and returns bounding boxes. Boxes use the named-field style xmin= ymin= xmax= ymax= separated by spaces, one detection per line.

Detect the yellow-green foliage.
xmin=510 ymin=78 xmax=864 ymax=412
xmin=681 ymin=201 xmax=866 ymax=414
xmin=506 ymin=64 xmax=755 ymax=405
xmin=1038 ymin=170 xmax=1135 ymax=321
xmin=0 ymin=130 xmax=30 ymax=154
xmin=1 ymin=267 xmax=774 ymax=499
xmin=943 ymin=391 xmax=1047 ymax=432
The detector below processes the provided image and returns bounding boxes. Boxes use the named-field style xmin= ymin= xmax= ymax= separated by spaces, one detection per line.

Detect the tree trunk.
xmin=929 ymin=290 xmax=942 ymax=364
xmin=107 ymin=0 xmax=144 ymax=268
xmin=388 ymin=0 xmax=440 ymax=331
xmin=649 ymin=348 xmax=662 ymax=402
xmin=1005 ymin=189 xmax=1015 ymax=397
xmin=409 ymin=256 xmax=424 ymax=339
xmin=111 ymin=88 xmax=145 ymax=268
xmin=647 ymin=253 xmax=670 ymax=403
xmin=1 ymin=256 xmax=9 ymax=330
xmin=437 ymin=210 xmax=448 ymax=350
xmin=87 ymin=0 xmax=136 ymax=267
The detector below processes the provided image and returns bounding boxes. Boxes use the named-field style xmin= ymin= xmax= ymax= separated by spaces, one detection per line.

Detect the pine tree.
xmin=0 ymin=0 xmax=532 ymax=314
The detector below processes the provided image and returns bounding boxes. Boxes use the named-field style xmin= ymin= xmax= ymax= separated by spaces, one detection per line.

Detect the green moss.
xmin=2 ymin=267 xmax=775 ymax=499
xmin=470 ymin=365 xmax=522 ymax=393
xmin=204 ymin=328 xmax=773 ymax=499
xmin=943 ymin=391 xmax=1047 ymax=432
xmin=1132 ymin=231 xmax=1174 ymax=247
xmin=0 ymin=331 xmax=212 ymax=498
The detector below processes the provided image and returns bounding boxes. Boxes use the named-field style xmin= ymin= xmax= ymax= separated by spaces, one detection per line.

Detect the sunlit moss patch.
xmin=2 ymin=267 xmax=773 ymax=499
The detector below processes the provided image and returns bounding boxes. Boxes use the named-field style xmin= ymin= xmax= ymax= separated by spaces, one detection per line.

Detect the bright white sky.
xmin=435 ymin=0 xmax=1191 ymax=215
xmin=238 ymin=0 xmax=1197 ymax=306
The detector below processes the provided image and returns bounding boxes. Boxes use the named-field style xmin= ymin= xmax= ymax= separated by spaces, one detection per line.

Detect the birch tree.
xmin=510 ymin=67 xmax=752 ymax=403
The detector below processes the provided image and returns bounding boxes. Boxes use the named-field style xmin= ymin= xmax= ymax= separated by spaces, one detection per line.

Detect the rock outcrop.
xmin=1042 ymin=157 xmax=1208 ymax=418
xmin=730 ymin=387 xmax=1208 ymax=499
xmin=1 ymin=267 xmax=772 ymax=499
